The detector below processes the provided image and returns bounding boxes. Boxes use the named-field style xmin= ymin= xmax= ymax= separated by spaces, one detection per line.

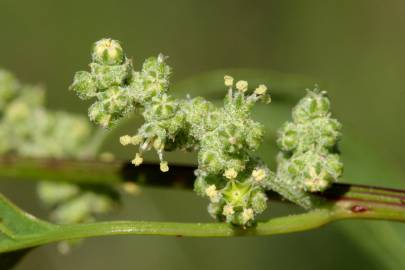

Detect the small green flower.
xmin=70 ymin=71 xmax=97 ymax=100
xmin=92 ymin=38 xmax=124 ymax=65
xmin=0 ymin=68 xmax=118 ymax=230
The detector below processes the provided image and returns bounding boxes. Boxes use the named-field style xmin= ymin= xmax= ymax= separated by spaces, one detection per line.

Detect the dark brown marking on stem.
xmin=351 ymin=205 xmax=369 ymax=213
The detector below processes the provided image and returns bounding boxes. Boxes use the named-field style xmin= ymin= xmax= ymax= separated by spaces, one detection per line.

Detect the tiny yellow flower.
xmin=236 ymin=80 xmax=248 ymax=92
xmin=224 ymin=168 xmax=238 ymax=180
xmin=222 ymin=204 xmax=234 ymax=216
xmin=131 ymin=153 xmax=143 ymax=166
xmin=160 ymin=161 xmax=169 ymax=172
xmin=241 ymin=208 xmax=254 ymax=223
xmin=205 ymin=185 xmax=220 ymax=202
xmin=224 ymin=75 xmax=234 ymax=87
xmin=131 ymin=135 xmax=142 ymax=145
xmin=119 ymin=135 xmax=132 ymax=146
xmin=254 ymin=84 xmax=267 ymax=95
xmin=252 ymin=168 xmax=266 ymax=182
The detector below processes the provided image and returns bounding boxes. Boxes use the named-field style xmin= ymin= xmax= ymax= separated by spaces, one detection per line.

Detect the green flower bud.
xmin=141 ymin=55 xmax=171 ymax=96
xmin=292 ymin=89 xmax=330 ymax=123
xmin=70 ymin=71 xmax=97 ymax=100
xmin=148 ymin=94 xmax=177 ymax=120
xmin=250 ymin=190 xmax=267 ymax=214
xmin=90 ymin=59 xmax=132 ymax=90
xmin=325 ymin=153 xmax=344 ymax=178
xmin=88 ymin=102 xmax=111 ymax=128
xmin=199 ymin=150 xmax=224 ymax=174
xmin=218 ymin=124 xmax=243 ymax=153
xmin=277 ymin=122 xmax=299 ymax=151
xmin=245 ymin=121 xmax=264 ymax=151
xmin=313 ymin=118 xmax=342 ymax=148
xmin=274 ymin=86 xmax=343 ymax=207
xmin=98 ymin=86 xmax=134 ymax=114
xmin=92 ymin=38 xmax=124 ymax=65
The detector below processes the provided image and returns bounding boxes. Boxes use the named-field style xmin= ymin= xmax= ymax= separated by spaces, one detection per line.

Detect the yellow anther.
xmin=254 ymin=84 xmax=267 ymax=95
xmin=131 ymin=153 xmax=143 ymax=166
xmin=160 ymin=161 xmax=169 ymax=172
xmin=119 ymin=135 xmax=132 ymax=146
xmin=224 ymin=75 xmax=234 ymax=87
xmin=131 ymin=135 xmax=142 ymax=145
xmin=224 ymin=168 xmax=238 ymax=180
xmin=241 ymin=208 xmax=254 ymax=223
xmin=205 ymin=185 xmax=219 ymax=202
xmin=252 ymin=168 xmax=266 ymax=182
xmin=222 ymin=204 xmax=234 ymax=216
xmin=236 ymin=80 xmax=248 ymax=92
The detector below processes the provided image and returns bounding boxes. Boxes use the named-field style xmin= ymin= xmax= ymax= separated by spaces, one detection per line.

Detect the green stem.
xmin=0 ymin=156 xmax=405 ymax=253
xmin=4 ymin=186 xmax=405 ymax=253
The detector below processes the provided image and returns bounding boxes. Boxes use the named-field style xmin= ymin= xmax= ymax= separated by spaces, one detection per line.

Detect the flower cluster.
xmin=37 ymin=182 xmax=119 ymax=224
xmin=71 ymin=39 xmax=274 ymax=226
xmin=71 ymin=39 xmax=344 ymax=225
xmin=70 ymin=39 xmax=134 ymax=128
xmin=0 ymin=68 xmax=118 ymax=225
xmin=0 ymin=69 xmax=90 ymax=157
xmin=190 ymin=80 xmax=273 ymax=226
xmin=274 ymin=88 xmax=343 ymax=208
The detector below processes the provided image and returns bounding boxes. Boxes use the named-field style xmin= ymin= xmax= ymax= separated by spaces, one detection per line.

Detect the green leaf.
xmin=0 ymin=191 xmax=345 ymax=255
xmin=0 ymin=193 xmax=55 ymax=253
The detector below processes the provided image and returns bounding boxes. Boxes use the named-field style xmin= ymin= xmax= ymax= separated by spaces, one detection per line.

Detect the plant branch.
xmin=0 ymin=155 xmax=405 ymax=252
xmin=1 ymin=155 xmax=405 ymax=221
xmin=2 ymin=190 xmax=405 ymax=253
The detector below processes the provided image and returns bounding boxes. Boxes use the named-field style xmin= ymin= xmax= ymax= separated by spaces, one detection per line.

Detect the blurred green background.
xmin=0 ymin=0 xmax=405 ymax=269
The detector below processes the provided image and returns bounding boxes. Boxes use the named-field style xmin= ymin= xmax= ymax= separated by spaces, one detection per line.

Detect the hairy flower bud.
xmin=70 ymin=71 xmax=97 ymax=100
xmin=90 ymin=59 xmax=132 ymax=90
xmin=274 ymin=87 xmax=343 ymax=209
xmin=292 ymin=88 xmax=330 ymax=123
xmin=92 ymin=38 xmax=124 ymax=65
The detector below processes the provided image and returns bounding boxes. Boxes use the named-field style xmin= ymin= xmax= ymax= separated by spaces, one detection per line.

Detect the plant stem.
xmin=0 ymin=155 xmax=405 ymax=252
xmin=1 ymin=155 xmax=405 ymax=215
xmin=4 ymin=192 xmax=405 ymax=253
